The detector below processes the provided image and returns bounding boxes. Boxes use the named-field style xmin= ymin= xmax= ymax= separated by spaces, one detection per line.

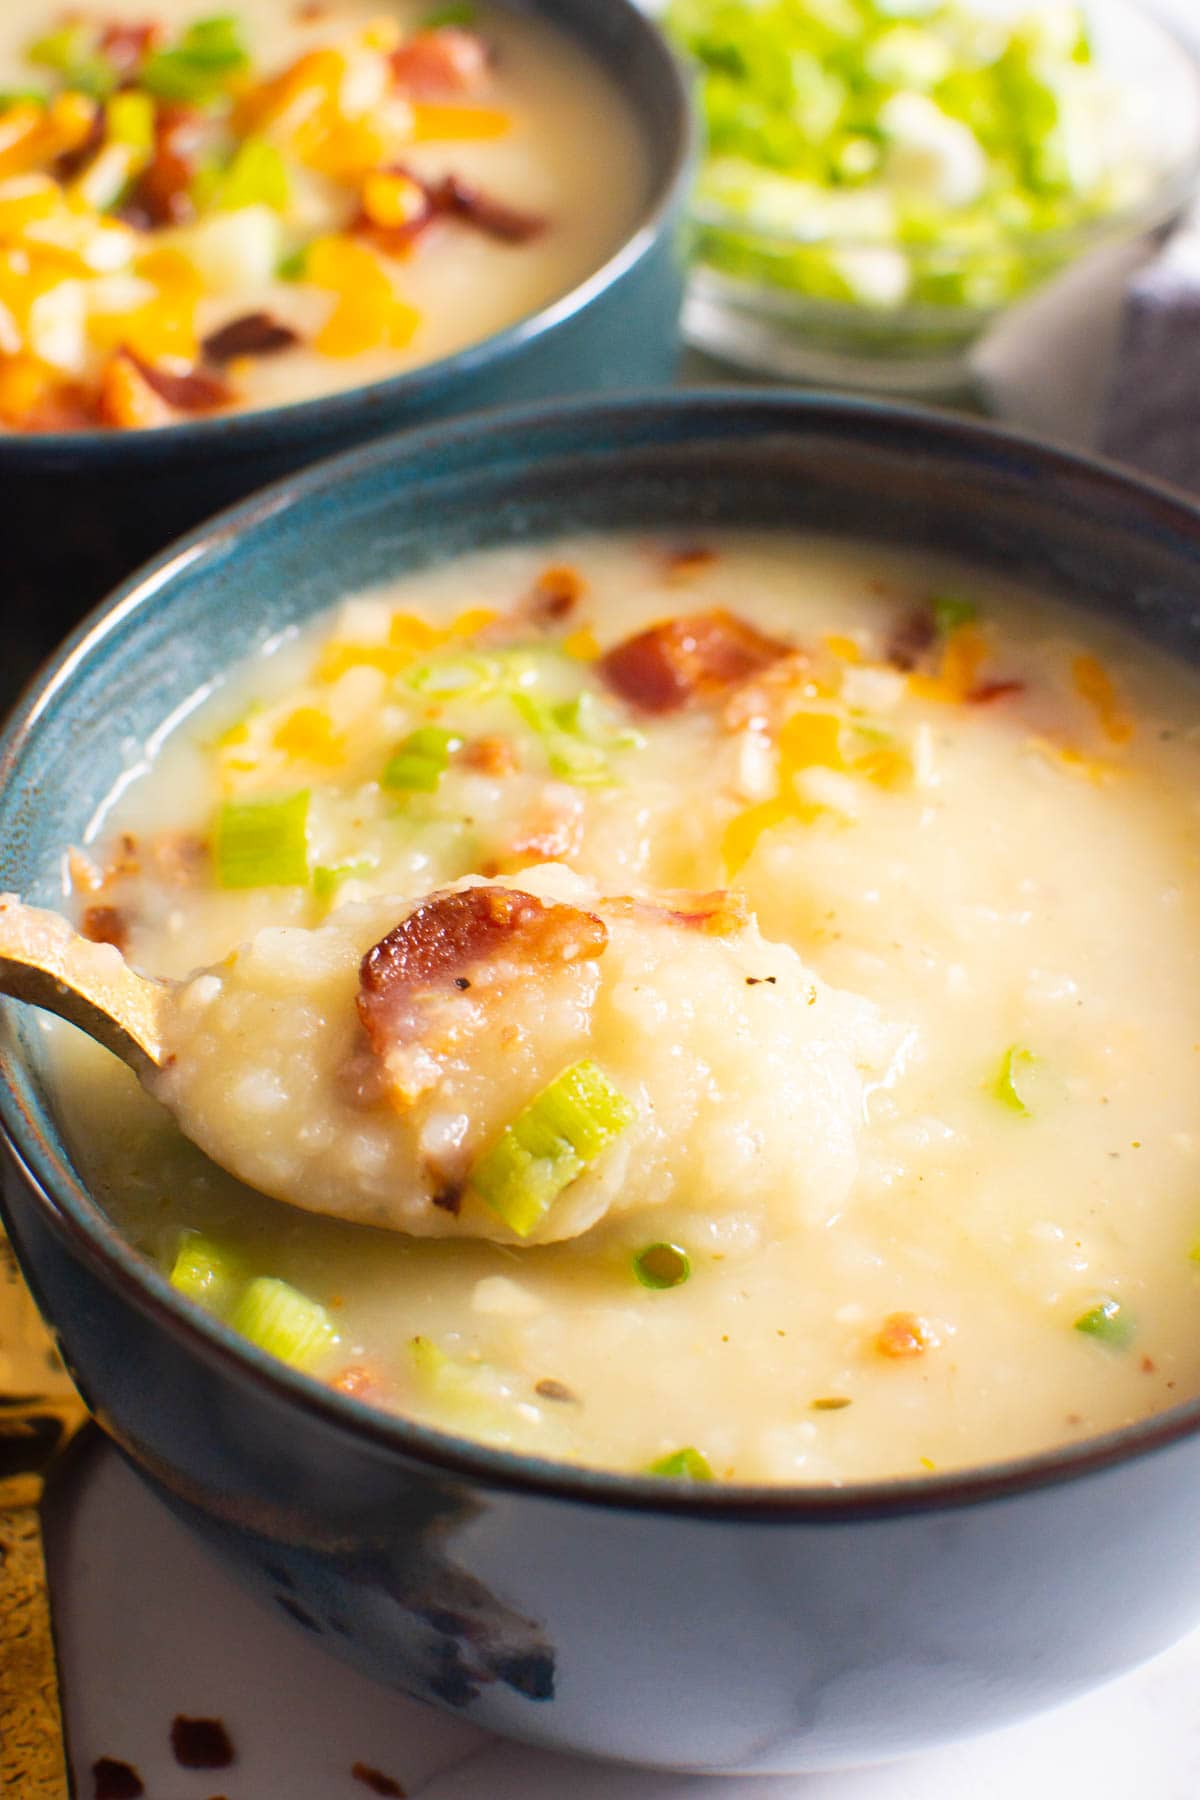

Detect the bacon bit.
xmin=462 ymin=735 xmax=519 ymax=776
xmin=600 ymin=611 xmax=791 ymax=716
xmin=1072 ymin=654 xmax=1133 ymax=745
xmin=430 ymin=1182 xmax=463 ymax=1215
xmin=122 ymin=106 xmax=204 ymax=229
xmin=1140 ymin=1355 xmax=1157 ymax=1375
xmin=886 ymin=607 xmax=936 ymax=672
xmin=97 ymin=348 xmax=174 ymax=429
xmin=390 ymin=29 xmax=490 ymax=96
xmin=604 ymin=890 xmax=750 ymax=938
xmin=436 ymin=173 xmax=544 ymax=242
xmin=295 ymin=2 xmax=331 ymax=18
xmin=358 ymin=166 xmax=544 ymax=253
xmin=126 ymin=348 xmax=231 ymax=414
xmin=663 ymin=545 xmax=718 ymax=584
xmin=967 ymin=679 xmax=1025 ymax=705
xmin=722 ymin=650 xmax=813 ymax=733
xmin=67 ymin=847 xmax=104 ymax=895
xmin=351 ymin=1764 xmax=407 ymax=1798
xmin=875 ymin=1312 xmax=939 ymax=1359
xmin=109 ymin=833 xmax=141 ymax=879
xmin=500 ymin=798 xmax=583 ymax=869
xmin=80 ymin=905 xmax=128 ymax=954
xmin=529 ymin=564 xmax=586 ymax=625
xmin=335 ymin=1364 xmax=391 ymax=1402
xmin=99 ymin=20 xmax=163 ymax=77
xmin=202 ymin=313 xmax=300 ymax=365
xmin=150 ymin=832 xmax=208 ymax=885
xmin=357 ymin=887 xmax=607 ymax=1103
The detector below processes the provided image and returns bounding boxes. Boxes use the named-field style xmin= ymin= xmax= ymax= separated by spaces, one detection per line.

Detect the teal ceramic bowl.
xmin=6 ymin=393 xmax=1200 ymax=1773
xmin=0 ymin=0 xmax=692 ymax=710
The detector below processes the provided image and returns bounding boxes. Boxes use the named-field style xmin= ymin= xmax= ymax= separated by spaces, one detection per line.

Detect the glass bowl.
xmin=676 ymin=0 xmax=1200 ymax=397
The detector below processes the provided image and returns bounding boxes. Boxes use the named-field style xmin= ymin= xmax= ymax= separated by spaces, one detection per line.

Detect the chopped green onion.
xmin=141 ymin=15 xmax=250 ymax=104
xmin=381 ymin=726 xmax=463 ymax=794
xmin=277 ymin=243 xmax=310 ymax=281
xmin=469 ymin=1060 xmax=637 ymax=1238
xmin=408 ymin=654 xmax=500 ymax=700
xmin=106 ymin=90 xmax=155 ymax=153
xmin=0 ymin=90 xmax=49 ymax=110
xmin=198 ymin=136 xmax=290 ymax=213
xmin=1073 ymin=1296 xmax=1134 ymax=1351
xmin=633 ymin=1242 xmax=691 ymax=1290
xmin=646 ymin=1447 xmax=713 ymax=1481
xmin=312 ymin=857 xmax=378 ymax=903
xmin=931 ymin=593 xmax=977 ymax=636
xmin=229 ymin=1276 xmax=337 ymax=1372
xmin=216 ymin=791 xmax=310 ymax=889
xmin=422 ymin=3 xmax=478 ymax=25
xmin=994 ymin=1044 xmax=1036 ymax=1115
xmin=168 ymin=1230 xmax=248 ymax=1317
xmin=510 ymin=689 xmax=640 ymax=788
xmin=27 ymin=24 xmax=117 ymax=98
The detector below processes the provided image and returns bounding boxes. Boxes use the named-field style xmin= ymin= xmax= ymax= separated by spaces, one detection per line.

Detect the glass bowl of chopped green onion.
xmin=662 ymin=0 xmax=1200 ymax=396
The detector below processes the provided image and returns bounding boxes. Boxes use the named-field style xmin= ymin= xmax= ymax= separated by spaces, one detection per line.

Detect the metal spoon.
xmin=0 ymin=893 xmax=168 ymax=1080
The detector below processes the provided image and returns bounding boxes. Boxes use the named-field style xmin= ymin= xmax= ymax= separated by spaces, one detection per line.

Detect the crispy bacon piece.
xmin=127 ymin=348 xmax=232 ymax=414
xmin=663 ymin=545 xmax=718 ymax=584
xmin=122 ymin=105 xmax=204 ymax=229
xmin=528 ymin=564 xmax=585 ymax=625
xmin=390 ymin=28 xmax=490 ymax=95
xmin=359 ymin=169 xmax=544 ymax=253
xmin=462 ymin=735 xmax=519 ymax=776
xmin=201 ymin=312 xmax=300 ymax=364
xmin=98 ymin=348 xmax=230 ymax=427
xmin=100 ymin=20 xmax=163 ymax=77
xmin=600 ymin=610 xmax=791 ymax=716
xmin=500 ymin=796 xmax=583 ymax=870
xmin=886 ymin=607 xmax=936 ymax=673
xmin=80 ymin=904 xmax=128 ymax=954
xmin=603 ymin=890 xmax=750 ymax=938
xmin=436 ymin=173 xmax=544 ymax=243
xmin=968 ymin=679 xmax=1025 ymax=705
xmin=357 ymin=887 xmax=607 ymax=1103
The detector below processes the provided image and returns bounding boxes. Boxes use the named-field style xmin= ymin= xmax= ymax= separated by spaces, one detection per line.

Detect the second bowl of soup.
xmin=0 ymin=0 xmax=691 ymax=702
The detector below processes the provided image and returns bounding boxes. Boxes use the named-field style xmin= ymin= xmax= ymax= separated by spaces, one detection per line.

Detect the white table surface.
xmin=47 ymin=3 xmax=1200 ymax=1793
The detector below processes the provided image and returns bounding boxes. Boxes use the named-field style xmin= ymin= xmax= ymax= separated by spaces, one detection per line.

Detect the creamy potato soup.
xmin=44 ymin=533 xmax=1200 ymax=1484
xmin=0 ymin=3 xmax=645 ymax=429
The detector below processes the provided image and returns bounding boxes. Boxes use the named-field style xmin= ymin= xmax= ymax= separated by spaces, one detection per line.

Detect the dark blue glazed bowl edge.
xmin=6 ymin=387 xmax=1200 ymax=1525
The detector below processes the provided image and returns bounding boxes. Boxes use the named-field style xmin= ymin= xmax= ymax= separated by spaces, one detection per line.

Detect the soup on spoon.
xmin=0 ymin=1 xmax=646 ymax=429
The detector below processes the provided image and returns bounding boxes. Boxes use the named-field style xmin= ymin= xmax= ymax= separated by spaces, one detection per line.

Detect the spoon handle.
xmin=0 ymin=1494 xmax=73 ymax=1797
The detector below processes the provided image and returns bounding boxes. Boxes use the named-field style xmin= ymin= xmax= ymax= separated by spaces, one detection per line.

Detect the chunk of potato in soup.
xmin=0 ymin=1 xmax=647 ymax=427
xmin=46 ymin=531 xmax=1200 ymax=1483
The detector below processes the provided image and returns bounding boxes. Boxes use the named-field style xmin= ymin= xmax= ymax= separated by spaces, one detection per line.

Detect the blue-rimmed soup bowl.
xmin=5 ymin=392 xmax=1200 ymax=1772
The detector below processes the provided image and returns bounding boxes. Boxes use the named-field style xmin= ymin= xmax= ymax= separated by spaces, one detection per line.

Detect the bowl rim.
xmin=0 ymin=0 xmax=694 ymax=460
xmin=680 ymin=0 xmax=1200 ymax=318
xmin=7 ymin=386 xmax=1200 ymax=1522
